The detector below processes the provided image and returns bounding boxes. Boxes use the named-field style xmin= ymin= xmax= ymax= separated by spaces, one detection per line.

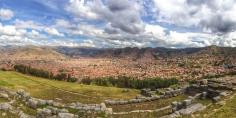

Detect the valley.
xmin=0 ymin=46 xmax=236 ymax=118
xmin=0 ymin=46 xmax=236 ymax=80
xmin=1 ymin=0 xmax=236 ymax=117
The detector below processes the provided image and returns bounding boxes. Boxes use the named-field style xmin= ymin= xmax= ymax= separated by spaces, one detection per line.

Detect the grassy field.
xmin=1 ymin=71 xmax=236 ymax=118
xmin=0 ymin=71 xmax=139 ymax=103
xmin=210 ymin=94 xmax=236 ymax=118
xmin=180 ymin=93 xmax=236 ymax=118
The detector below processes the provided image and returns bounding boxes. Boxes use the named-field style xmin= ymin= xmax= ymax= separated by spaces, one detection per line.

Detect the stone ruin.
xmin=0 ymin=88 xmax=113 ymax=118
xmin=186 ymin=78 xmax=235 ymax=102
xmin=105 ymin=86 xmax=187 ymax=106
xmin=159 ymin=93 xmax=204 ymax=118
xmin=1 ymin=77 xmax=235 ymax=118
xmin=105 ymin=95 xmax=161 ymax=105
xmin=160 ymin=78 xmax=236 ymax=118
xmin=141 ymin=87 xmax=186 ymax=98
xmin=108 ymin=77 xmax=236 ymax=117
xmin=171 ymin=93 xmax=203 ymax=112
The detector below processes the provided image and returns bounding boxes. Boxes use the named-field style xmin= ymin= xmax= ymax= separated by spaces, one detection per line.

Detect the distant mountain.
xmin=1 ymin=45 xmax=236 ymax=79
xmin=1 ymin=45 xmax=236 ymax=62
xmin=0 ymin=46 xmax=67 ymax=60
xmin=55 ymin=46 xmax=236 ymax=59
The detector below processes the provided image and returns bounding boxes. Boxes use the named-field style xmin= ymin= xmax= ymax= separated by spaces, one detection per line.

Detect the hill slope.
xmin=0 ymin=46 xmax=67 ymax=60
xmin=0 ymin=71 xmax=138 ymax=103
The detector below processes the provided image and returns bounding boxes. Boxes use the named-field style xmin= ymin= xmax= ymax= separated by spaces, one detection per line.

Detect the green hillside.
xmin=0 ymin=71 xmax=139 ymax=103
xmin=1 ymin=71 xmax=236 ymax=118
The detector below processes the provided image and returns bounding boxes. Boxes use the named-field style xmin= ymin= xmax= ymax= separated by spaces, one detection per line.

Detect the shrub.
xmin=13 ymin=64 xmax=77 ymax=82
xmin=80 ymin=76 xmax=178 ymax=89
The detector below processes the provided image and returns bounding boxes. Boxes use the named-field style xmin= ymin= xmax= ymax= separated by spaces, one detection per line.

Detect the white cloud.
xmin=26 ymin=30 xmax=47 ymax=39
xmin=153 ymin=0 xmax=236 ymax=33
xmin=0 ymin=35 xmax=41 ymax=46
xmin=44 ymin=28 xmax=64 ymax=37
xmin=66 ymin=0 xmax=144 ymax=34
xmin=1 ymin=0 xmax=236 ymax=48
xmin=145 ymin=24 xmax=166 ymax=39
xmin=0 ymin=23 xmax=26 ymax=36
xmin=14 ymin=19 xmax=45 ymax=31
xmin=78 ymin=40 xmax=96 ymax=47
xmin=66 ymin=0 xmax=98 ymax=20
xmin=0 ymin=8 xmax=14 ymax=20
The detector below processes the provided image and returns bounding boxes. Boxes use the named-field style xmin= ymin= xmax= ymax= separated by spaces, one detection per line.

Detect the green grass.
xmin=111 ymin=95 xmax=188 ymax=118
xmin=0 ymin=71 xmax=139 ymax=103
xmin=181 ymin=93 xmax=236 ymax=118
xmin=0 ymin=98 xmax=8 ymax=103
xmin=210 ymin=94 xmax=236 ymax=118
xmin=0 ymin=110 xmax=18 ymax=118
xmin=193 ymin=98 xmax=212 ymax=106
xmin=1 ymin=70 xmax=235 ymax=118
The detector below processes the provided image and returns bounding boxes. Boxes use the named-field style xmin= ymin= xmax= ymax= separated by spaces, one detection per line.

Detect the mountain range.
xmin=0 ymin=45 xmax=235 ymax=80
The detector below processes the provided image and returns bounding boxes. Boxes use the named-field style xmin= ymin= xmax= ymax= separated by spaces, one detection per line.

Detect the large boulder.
xmin=36 ymin=108 xmax=53 ymax=118
xmin=171 ymin=101 xmax=178 ymax=112
xmin=46 ymin=100 xmax=54 ymax=106
xmin=182 ymin=99 xmax=192 ymax=108
xmin=17 ymin=89 xmax=26 ymax=96
xmin=47 ymin=106 xmax=58 ymax=115
xmin=58 ymin=113 xmax=78 ymax=118
xmin=0 ymin=93 xmax=9 ymax=99
xmin=27 ymin=99 xmax=38 ymax=109
xmin=18 ymin=111 xmax=32 ymax=118
xmin=178 ymin=103 xmax=205 ymax=115
xmin=219 ymin=92 xmax=228 ymax=97
xmin=16 ymin=89 xmax=31 ymax=100
xmin=58 ymin=108 xmax=68 ymax=113
xmin=212 ymin=96 xmax=221 ymax=102
xmin=100 ymin=103 xmax=106 ymax=111
xmin=200 ymin=79 xmax=208 ymax=85
xmin=52 ymin=102 xmax=64 ymax=107
xmin=0 ymin=103 xmax=12 ymax=110
xmin=37 ymin=99 xmax=47 ymax=106
xmin=201 ymin=92 xmax=207 ymax=99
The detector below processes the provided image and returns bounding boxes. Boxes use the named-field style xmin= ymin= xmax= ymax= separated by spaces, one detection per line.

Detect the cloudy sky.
xmin=0 ymin=0 xmax=236 ymax=48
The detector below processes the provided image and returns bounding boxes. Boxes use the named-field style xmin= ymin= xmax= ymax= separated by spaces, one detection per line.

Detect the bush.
xmin=80 ymin=76 xmax=178 ymax=89
xmin=67 ymin=77 xmax=77 ymax=82
xmin=0 ymin=68 xmax=7 ymax=71
xmin=13 ymin=64 xmax=77 ymax=82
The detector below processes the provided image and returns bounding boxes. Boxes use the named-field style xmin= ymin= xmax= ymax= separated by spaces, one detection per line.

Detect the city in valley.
xmin=0 ymin=0 xmax=236 ymax=118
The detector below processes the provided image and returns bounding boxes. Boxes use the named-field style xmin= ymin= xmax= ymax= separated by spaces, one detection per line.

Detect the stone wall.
xmin=105 ymin=87 xmax=187 ymax=106
xmin=186 ymin=78 xmax=235 ymax=102
xmin=0 ymin=88 xmax=113 ymax=118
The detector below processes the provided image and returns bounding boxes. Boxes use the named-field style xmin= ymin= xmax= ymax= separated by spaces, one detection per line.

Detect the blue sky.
xmin=0 ymin=0 xmax=236 ymax=48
